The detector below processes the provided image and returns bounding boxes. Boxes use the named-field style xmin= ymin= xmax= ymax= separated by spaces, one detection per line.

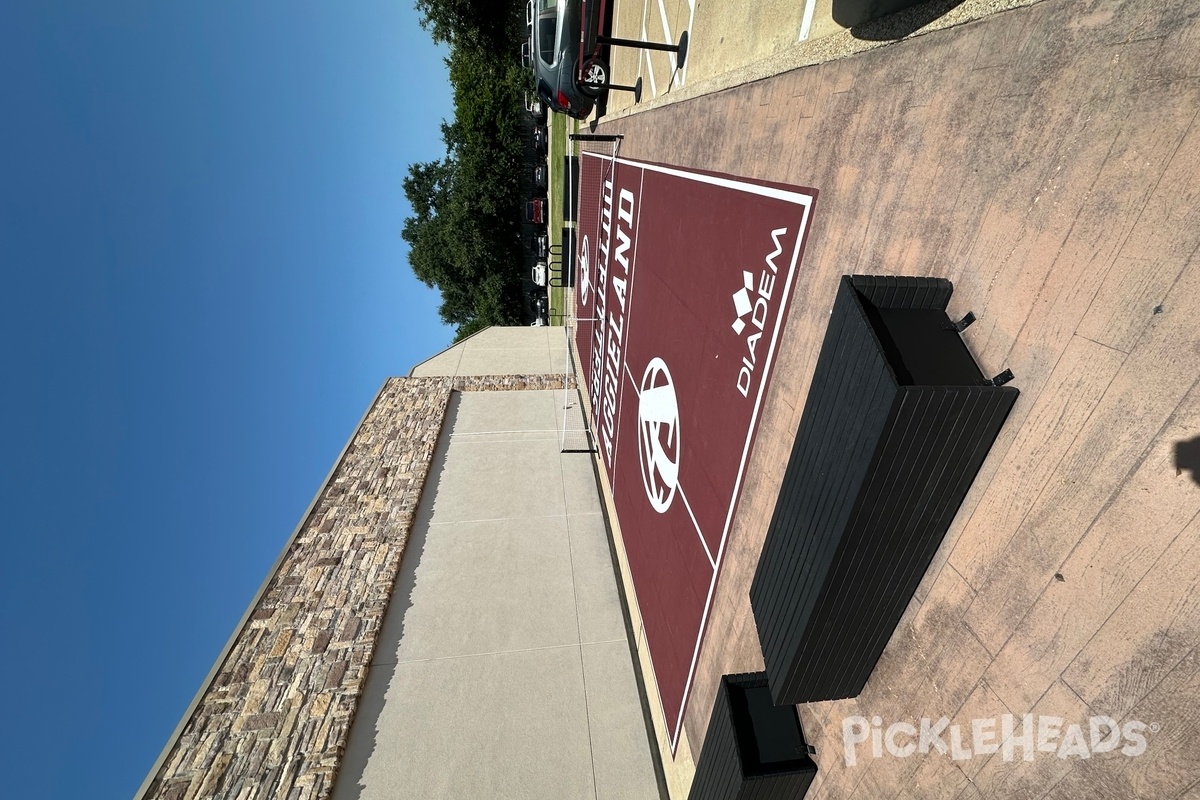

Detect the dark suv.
xmin=527 ymin=0 xmax=609 ymax=119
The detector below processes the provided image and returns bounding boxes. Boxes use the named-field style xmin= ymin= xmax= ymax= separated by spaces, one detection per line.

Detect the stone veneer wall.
xmin=141 ymin=373 xmax=568 ymax=800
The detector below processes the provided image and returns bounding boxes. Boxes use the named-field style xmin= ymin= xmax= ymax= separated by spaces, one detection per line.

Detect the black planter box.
xmin=688 ymin=673 xmax=817 ymax=800
xmin=749 ymin=275 xmax=1019 ymax=705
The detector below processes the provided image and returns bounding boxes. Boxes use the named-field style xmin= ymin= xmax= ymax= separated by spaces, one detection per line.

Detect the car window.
xmin=537 ymin=0 xmax=558 ymax=64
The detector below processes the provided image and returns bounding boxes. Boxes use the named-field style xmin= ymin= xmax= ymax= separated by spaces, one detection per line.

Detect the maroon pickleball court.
xmin=573 ymin=151 xmax=817 ymax=750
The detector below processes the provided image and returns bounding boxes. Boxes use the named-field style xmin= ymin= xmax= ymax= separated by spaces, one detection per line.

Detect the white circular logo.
xmin=579 ymin=235 xmax=591 ymax=306
xmin=637 ymin=357 xmax=681 ymax=514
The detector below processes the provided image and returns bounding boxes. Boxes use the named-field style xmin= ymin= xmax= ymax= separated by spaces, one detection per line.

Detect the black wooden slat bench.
xmin=749 ymin=275 xmax=1019 ymax=705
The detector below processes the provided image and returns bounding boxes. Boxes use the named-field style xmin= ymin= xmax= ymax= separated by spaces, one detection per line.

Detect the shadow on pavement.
xmin=1175 ymin=436 xmax=1200 ymax=486
xmin=837 ymin=0 xmax=967 ymax=40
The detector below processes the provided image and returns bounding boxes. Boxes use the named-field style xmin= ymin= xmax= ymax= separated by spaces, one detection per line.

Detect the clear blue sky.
xmin=0 ymin=2 xmax=456 ymax=797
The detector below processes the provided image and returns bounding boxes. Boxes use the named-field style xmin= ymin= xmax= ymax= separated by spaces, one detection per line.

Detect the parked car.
xmin=526 ymin=197 xmax=546 ymax=225
xmin=532 ymin=125 xmax=547 ymax=154
xmin=532 ymin=163 xmax=547 ymax=191
xmin=524 ymin=91 xmax=547 ymax=122
xmin=527 ymin=0 xmax=609 ymax=120
xmin=531 ymin=232 xmax=548 ymax=259
xmin=529 ymin=290 xmax=550 ymax=326
xmin=532 ymin=261 xmax=547 ymax=287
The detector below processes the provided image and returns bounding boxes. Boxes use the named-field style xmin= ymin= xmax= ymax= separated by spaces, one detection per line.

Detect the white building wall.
xmin=330 ymin=389 xmax=660 ymax=800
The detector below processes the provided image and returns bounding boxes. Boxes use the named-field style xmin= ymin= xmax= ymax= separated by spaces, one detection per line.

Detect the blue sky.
xmin=0 ymin=2 xmax=455 ymax=797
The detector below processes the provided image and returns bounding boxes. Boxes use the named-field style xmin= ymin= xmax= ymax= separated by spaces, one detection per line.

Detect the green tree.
xmin=403 ymin=1 xmax=533 ymax=339
xmin=414 ymin=0 xmax=523 ymax=52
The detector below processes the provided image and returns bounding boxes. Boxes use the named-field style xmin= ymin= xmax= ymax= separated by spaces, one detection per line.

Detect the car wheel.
xmin=579 ymin=57 xmax=608 ymax=98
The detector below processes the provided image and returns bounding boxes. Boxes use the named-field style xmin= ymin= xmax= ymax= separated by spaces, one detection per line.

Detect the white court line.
xmin=609 ymin=167 xmax=644 ymax=493
xmin=799 ymin=0 xmax=817 ymax=40
xmin=622 ymin=363 xmax=638 ymax=391
xmin=621 ymin=363 xmax=715 ymax=571
xmin=677 ymin=487 xmax=716 ymax=568
xmin=583 ymin=156 xmax=618 ymax=451
xmin=608 ymin=155 xmax=818 ymax=205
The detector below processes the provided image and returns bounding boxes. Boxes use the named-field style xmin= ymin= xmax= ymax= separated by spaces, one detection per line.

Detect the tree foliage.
xmin=404 ymin=0 xmax=532 ymax=340
xmin=414 ymin=0 xmax=523 ymax=53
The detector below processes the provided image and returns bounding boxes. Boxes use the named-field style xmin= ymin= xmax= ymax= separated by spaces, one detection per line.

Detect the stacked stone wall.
xmin=142 ymin=374 xmax=566 ymax=800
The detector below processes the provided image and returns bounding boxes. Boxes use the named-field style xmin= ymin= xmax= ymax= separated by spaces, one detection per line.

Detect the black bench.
xmin=750 ymin=275 xmax=1018 ymax=705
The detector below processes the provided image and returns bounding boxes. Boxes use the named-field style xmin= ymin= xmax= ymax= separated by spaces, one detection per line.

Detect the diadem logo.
xmin=731 ymin=271 xmax=754 ymax=335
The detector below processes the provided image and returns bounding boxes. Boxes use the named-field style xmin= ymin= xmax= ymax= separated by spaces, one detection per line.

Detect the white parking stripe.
xmin=656 ymin=0 xmax=677 ymax=79
xmin=642 ymin=20 xmax=659 ymax=98
xmin=799 ymin=0 xmax=817 ymax=40
xmin=635 ymin=14 xmax=645 ymax=85
xmin=638 ymin=0 xmax=650 ymax=86
xmin=681 ymin=0 xmax=696 ymax=85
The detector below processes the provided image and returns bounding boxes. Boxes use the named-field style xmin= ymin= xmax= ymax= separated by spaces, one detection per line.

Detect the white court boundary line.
xmin=610 ymin=168 xmax=646 ymax=495
xmin=578 ymin=151 xmax=816 ymax=754
xmin=576 ymin=150 xmax=617 ymax=369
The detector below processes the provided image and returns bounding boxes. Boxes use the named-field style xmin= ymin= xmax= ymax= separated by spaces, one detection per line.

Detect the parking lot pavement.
xmin=605 ymin=0 xmax=694 ymax=107
xmin=601 ymin=0 xmax=1045 ymax=118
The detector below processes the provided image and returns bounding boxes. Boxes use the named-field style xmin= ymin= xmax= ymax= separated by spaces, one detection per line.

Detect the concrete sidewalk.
xmin=331 ymin=390 xmax=662 ymax=800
